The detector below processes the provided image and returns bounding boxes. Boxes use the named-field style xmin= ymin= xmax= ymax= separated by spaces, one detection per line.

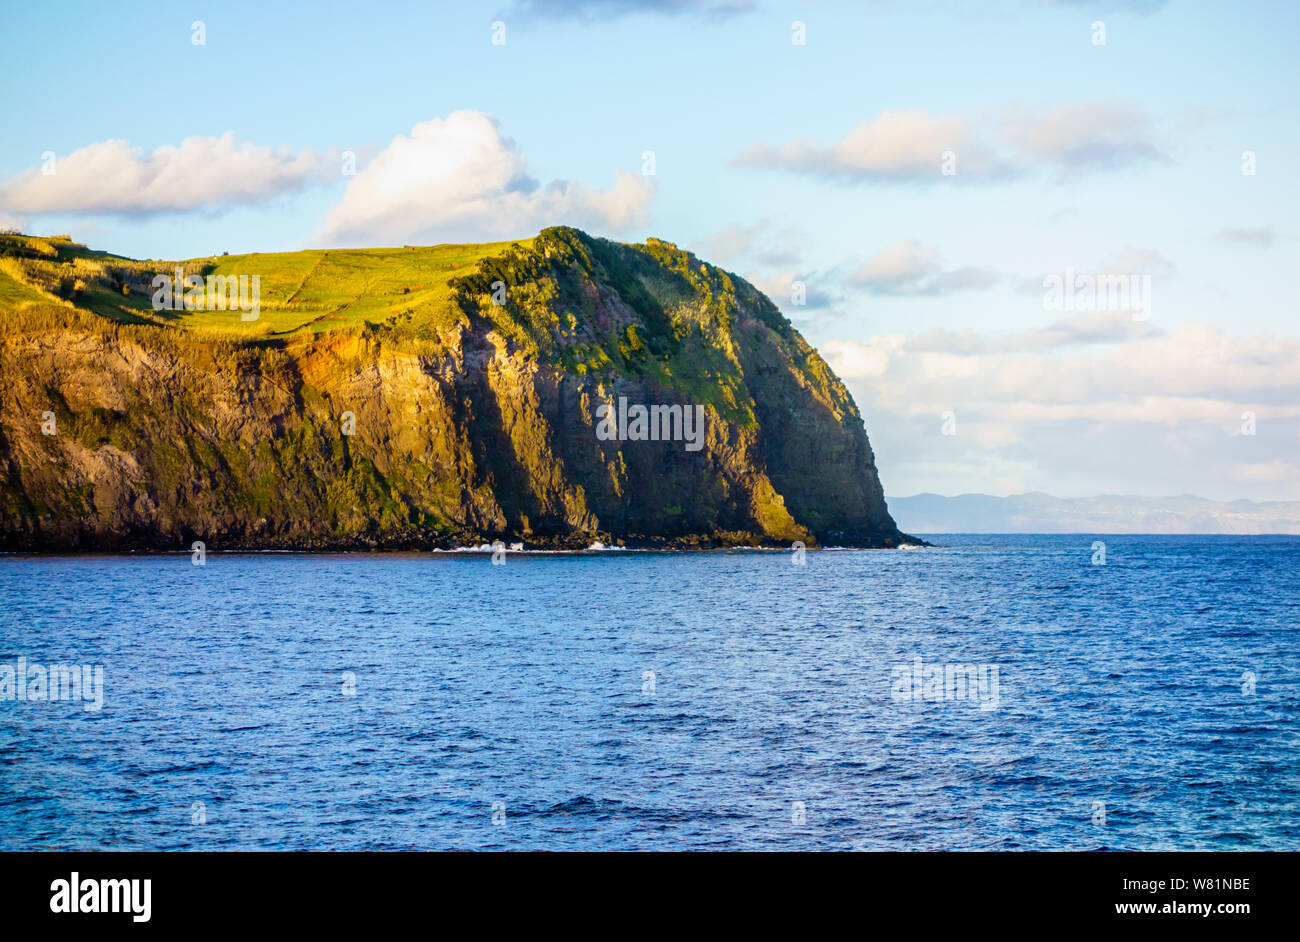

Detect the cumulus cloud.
xmin=313 ymin=110 xmax=653 ymax=247
xmin=823 ymin=322 xmax=1300 ymax=500
xmin=835 ymin=322 xmax=1300 ymax=414
xmin=998 ymin=102 xmax=1168 ymax=173
xmin=733 ymin=102 xmax=1168 ymax=184
xmin=847 ymin=239 xmax=1000 ymax=296
xmin=733 ymin=109 xmax=998 ymax=182
xmin=0 ymin=133 xmax=335 ymax=215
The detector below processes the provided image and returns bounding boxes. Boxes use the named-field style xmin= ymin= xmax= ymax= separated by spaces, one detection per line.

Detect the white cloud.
xmin=733 ymin=102 xmax=1167 ymax=184
xmin=823 ymin=322 xmax=1300 ymax=500
xmin=847 ymin=239 xmax=1000 ymax=296
xmin=852 ymin=238 xmax=940 ymax=284
xmin=0 ymin=133 xmax=335 ymax=214
xmin=313 ymin=110 xmax=654 ymax=247
xmin=732 ymin=109 xmax=994 ymax=182
xmin=999 ymin=102 xmax=1168 ymax=172
xmin=823 ymin=338 xmax=893 ymax=378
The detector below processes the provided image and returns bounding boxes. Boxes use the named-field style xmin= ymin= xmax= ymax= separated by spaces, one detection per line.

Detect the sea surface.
xmin=1 ymin=535 xmax=1297 ymax=851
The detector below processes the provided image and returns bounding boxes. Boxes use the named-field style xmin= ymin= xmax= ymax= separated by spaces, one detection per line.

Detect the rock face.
xmin=0 ymin=227 xmax=908 ymax=550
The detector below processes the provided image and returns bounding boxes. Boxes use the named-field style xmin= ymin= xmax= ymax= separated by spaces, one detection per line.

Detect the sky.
xmin=1 ymin=0 xmax=1297 ymax=502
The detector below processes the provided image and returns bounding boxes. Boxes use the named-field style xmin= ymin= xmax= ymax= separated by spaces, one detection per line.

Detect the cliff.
xmin=0 ymin=227 xmax=908 ymax=551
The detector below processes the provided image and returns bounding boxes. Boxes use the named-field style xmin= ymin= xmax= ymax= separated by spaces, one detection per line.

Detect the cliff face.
xmin=0 ymin=227 xmax=907 ymax=550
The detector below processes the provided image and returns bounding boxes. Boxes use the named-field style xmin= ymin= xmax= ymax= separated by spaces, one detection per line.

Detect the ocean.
xmin=1 ymin=534 xmax=1297 ymax=851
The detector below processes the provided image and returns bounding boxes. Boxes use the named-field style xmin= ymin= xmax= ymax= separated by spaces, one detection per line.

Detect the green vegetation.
xmin=0 ymin=224 xmax=818 ymax=446
xmin=0 ymin=226 xmax=904 ymax=551
xmin=0 ymin=231 xmax=532 ymax=337
xmin=0 ymin=228 xmax=816 ymax=433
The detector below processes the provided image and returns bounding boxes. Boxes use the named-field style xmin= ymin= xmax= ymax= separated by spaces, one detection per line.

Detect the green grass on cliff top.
xmin=190 ymin=240 xmax=531 ymax=335
xmin=0 ymin=232 xmax=532 ymax=337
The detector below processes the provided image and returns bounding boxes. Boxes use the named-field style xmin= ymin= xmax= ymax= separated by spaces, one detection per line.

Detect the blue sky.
xmin=2 ymin=0 xmax=1297 ymax=501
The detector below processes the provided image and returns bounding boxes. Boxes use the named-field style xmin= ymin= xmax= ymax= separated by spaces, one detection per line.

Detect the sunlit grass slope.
xmin=0 ymin=232 xmax=532 ymax=337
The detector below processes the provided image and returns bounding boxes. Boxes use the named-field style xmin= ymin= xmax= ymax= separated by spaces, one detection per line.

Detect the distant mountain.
xmin=887 ymin=492 xmax=1300 ymax=535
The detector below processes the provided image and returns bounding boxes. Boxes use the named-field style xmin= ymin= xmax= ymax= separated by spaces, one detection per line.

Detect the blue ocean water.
xmin=1 ymin=534 xmax=1297 ymax=851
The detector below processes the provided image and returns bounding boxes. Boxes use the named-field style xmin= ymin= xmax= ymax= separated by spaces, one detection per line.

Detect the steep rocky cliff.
xmin=0 ymin=227 xmax=908 ymax=550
